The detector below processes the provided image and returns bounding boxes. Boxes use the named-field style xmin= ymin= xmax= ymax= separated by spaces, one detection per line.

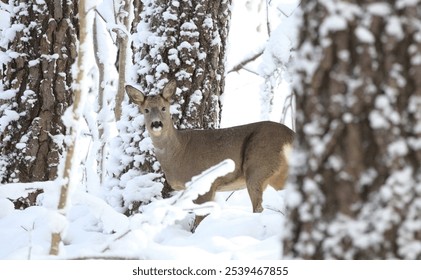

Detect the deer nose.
xmin=151 ymin=121 xmax=163 ymax=130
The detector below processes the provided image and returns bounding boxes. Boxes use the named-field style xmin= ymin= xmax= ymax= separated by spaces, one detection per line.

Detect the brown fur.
xmin=126 ymin=81 xmax=295 ymax=229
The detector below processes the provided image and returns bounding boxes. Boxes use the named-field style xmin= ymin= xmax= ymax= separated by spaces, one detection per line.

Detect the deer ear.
xmin=162 ymin=80 xmax=177 ymax=101
xmin=125 ymin=85 xmax=145 ymax=104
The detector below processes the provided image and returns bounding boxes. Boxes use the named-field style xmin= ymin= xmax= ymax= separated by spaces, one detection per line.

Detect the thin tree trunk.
xmin=50 ymin=0 xmax=87 ymax=256
xmin=114 ymin=0 xmax=132 ymax=122
xmin=93 ymin=15 xmax=107 ymax=185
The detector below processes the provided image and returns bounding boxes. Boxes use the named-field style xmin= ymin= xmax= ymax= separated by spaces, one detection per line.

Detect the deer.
xmin=125 ymin=80 xmax=295 ymax=229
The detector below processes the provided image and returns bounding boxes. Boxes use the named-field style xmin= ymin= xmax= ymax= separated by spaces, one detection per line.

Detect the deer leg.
xmin=246 ymin=178 xmax=265 ymax=213
xmin=244 ymin=163 xmax=274 ymax=213
xmin=191 ymin=185 xmax=216 ymax=232
xmin=267 ymin=155 xmax=289 ymax=191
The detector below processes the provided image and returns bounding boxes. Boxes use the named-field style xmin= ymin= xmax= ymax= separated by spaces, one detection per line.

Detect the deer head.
xmin=125 ymin=80 xmax=177 ymax=137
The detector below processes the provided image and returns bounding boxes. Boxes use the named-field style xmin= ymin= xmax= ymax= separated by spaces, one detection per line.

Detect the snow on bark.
xmin=0 ymin=0 xmax=77 ymax=184
xmin=284 ymin=0 xmax=421 ymax=259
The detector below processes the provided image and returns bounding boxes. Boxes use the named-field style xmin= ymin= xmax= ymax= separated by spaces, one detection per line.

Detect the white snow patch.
xmin=0 ymin=198 xmax=14 ymax=219
xmin=386 ymin=16 xmax=404 ymax=40
xmin=388 ymin=139 xmax=408 ymax=157
xmin=320 ymin=15 xmax=347 ymax=37
xmin=0 ymin=89 xmax=16 ymax=100
xmin=355 ymin=26 xmax=375 ymax=44
xmin=367 ymin=2 xmax=391 ymax=16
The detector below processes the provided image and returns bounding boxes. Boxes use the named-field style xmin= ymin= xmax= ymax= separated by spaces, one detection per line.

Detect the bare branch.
xmin=225 ymin=191 xmax=236 ymax=202
xmin=101 ymin=229 xmax=132 ymax=253
xmin=94 ymin=8 xmax=117 ymax=44
xmin=266 ymin=0 xmax=271 ymax=37
xmin=69 ymin=255 xmax=141 ymax=260
xmin=227 ymin=49 xmax=264 ymax=74
xmin=280 ymin=91 xmax=296 ymax=131
xmin=277 ymin=0 xmax=302 ymax=18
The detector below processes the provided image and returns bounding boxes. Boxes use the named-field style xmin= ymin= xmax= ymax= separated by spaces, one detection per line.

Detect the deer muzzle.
xmin=151 ymin=121 xmax=163 ymax=132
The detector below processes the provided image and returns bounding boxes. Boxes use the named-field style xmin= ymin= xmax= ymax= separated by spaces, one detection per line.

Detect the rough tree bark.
xmin=284 ymin=0 xmax=421 ymax=259
xmin=50 ymin=0 xmax=87 ymax=256
xmin=133 ymin=0 xmax=231 ymax=129
xmin=0 ymin=1 xmax=78 ymax=185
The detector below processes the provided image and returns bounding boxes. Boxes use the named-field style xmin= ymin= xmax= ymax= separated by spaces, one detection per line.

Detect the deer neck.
xmin=149 ymin=124 xmax=182 ymax=156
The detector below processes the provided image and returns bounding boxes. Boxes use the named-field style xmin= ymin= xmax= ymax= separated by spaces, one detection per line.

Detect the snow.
xmin=367 ymin=3 xmax=391 ymax=17
xmin=388 ymin=139 xmax=409 ymax=157
xmin=0 ymin=160 xmax=286 ymax=259
xmin=320 ymin=15 xmax=347 ymax=37
xmin=0 ymin=89 xmax=16 ymax=100
xmin=0 ymin=0 xmax=298 ymax=260
xmin=0 ymin=198 xmax=14 ymax=218
xmin=386 ymin=16 xmax=404 ymax=40
xmin=355 ymin=26 xmax=375 ymax=44
xmin=397 ymin=0 xmax=421 ymax=8
xmin=0 ymin=109 xmax=20 ymax=134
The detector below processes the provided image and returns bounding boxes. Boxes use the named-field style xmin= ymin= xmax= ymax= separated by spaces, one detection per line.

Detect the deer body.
xmin=126 ymin=81 xmax=295 ymax=221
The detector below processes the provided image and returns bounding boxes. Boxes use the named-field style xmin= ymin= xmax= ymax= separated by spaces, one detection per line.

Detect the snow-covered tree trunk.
xmin=114 ymin=0 xmax=132 ymax=122
xmin=133 ymin=0 xmax=230 ymax=128
xmin=284 ymin=0 xmax=421 ymax=259
xmin=107 ymin=0 xmax=232 ymax=214
xmin=0 ymin=1 xmax=77 ymax=185
xmin=50 ymin=0 xmax=88 ymax=256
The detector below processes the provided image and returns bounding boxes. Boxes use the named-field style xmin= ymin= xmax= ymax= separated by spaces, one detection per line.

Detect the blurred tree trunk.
xmin=111 ymin=0 xmax=232 ymax=214
xmin=0 ymin=1 xmax=77 ymax=186
xmin=284 ymin=1 xmax=421 ymax=259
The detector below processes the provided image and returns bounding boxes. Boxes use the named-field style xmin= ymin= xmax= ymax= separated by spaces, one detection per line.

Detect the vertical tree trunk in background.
xmin=93 ymin=15 xmax=107 ymax=185
xmin=284 ymin=1 xmax=421 ymax=259
xmin=50 ymin=0 xmax=86 ymax=256
xmin=0 ymin=1 xmax=77 ymax=184
xmin=111 ymin=0 xmax=232 ymax=213
xmin=114 ymin=0 xmax=132 ymax=122
xmin=133 ymin=0 xmax=231 ymax=129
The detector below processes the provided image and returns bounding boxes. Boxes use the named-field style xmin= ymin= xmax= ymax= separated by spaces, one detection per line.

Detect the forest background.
xmin=1 ymin=0 xmax=420 ymax=260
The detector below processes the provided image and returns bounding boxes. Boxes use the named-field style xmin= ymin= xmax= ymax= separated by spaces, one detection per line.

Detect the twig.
xmin=101 ymin=229 xmax=132 ymax=253
xmin=21 ymin=222 xmax=35 ymax=260
xmin=280 ymin=91 xmax=296 ymax=131
xmin=225 ymin=191 xmax=236 ymax=202
xmin=69 ymin=255 xmax=141 ymax=260
xmin=266 ymin=0 xmax=271 ymax=37
xmin=227 ymin=50 xmax=264 ymax=74
xmin=263 ymin=205 xmax=285 ymax=216
xmin=94 ymin=9 xmax=117 ymax=44
xmin=277 ymin=0 xmax=302 ymax=18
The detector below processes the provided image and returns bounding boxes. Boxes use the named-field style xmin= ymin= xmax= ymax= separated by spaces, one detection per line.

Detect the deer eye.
xmin=145 ymin=108 xmax=150 ymax=113
xmin=161 ymin=107 xmax=166 ymax=112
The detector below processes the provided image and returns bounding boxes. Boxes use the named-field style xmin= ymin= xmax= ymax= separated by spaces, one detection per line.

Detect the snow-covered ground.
xmin=0 ymin=0 xmax=298 ymax=260
xmin=0 ymin=161 xmax=286 ymax=259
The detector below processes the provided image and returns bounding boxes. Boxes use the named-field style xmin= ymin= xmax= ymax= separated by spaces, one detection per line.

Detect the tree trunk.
xmin=284 ymin=0 xmax=421 ymax=259
xmin=0 ymin=1 xmax=77 ymax=185
xmin=50 ymin=0 xmax=87 ymax=256
xmin=109 ymin=0 xmax=232 ymax=214
xmin=114 ymin=0 xmax=132 ymax=122
xmin=133 ymin=0 xmax=231 ymax=129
